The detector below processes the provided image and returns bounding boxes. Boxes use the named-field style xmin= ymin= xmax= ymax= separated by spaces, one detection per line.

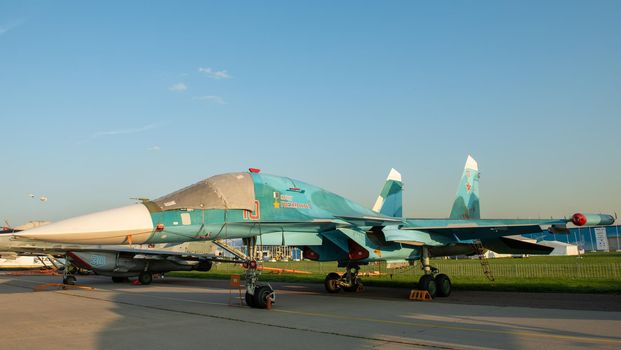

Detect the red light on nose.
xmin=249 ymin=260 xmax=257 ymax=269
xmin=156 ymin=223 xmax=165 ymax=232
xmin=249 ymin=168 xmax=261 ymax=173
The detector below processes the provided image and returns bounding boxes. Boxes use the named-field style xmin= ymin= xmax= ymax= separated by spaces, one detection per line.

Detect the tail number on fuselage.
xmin=243 ymin=200 xmax=261 ymax=220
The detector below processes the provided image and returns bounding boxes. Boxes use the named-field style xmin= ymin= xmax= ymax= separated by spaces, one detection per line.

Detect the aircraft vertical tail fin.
xmin=449 ymin=155 xmax=480 ymax=219
xmin=372 ymin=168 xmax=403 ymax=217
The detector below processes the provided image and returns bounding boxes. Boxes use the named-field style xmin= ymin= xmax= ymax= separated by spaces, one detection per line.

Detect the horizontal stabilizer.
xmin=480 ymin=236 xmax=554 ymax=255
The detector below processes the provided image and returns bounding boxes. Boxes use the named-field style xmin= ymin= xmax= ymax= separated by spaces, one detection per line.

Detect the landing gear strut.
xmin=324 ymin=263 xmax=364 ymax=293
xmin=242 ymin=237 xmax=274 ymax=309
xmin=62 ymin=254 xmax=76 ymax=285
xmin=418 ymin=247 xmax=452 ymax=298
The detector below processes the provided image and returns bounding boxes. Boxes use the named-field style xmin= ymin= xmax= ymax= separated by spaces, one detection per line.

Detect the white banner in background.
xmin=594 ymin=227 xmax=609 ymax=251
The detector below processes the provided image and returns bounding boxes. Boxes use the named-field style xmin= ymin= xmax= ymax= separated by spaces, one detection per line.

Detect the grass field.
xmin=170 ymin=252 xmax=621 ymax=294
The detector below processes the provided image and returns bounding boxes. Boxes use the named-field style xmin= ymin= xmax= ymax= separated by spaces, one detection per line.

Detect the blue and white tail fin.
xmin=372 ymin=168 xmax=403 ymax=217
xmin=449 ymin=155 xmax=480 ymax=219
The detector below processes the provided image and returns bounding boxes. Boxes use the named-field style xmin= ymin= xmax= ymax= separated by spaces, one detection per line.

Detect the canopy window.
xmin=152 ymin=173 xmax=256 ymax=211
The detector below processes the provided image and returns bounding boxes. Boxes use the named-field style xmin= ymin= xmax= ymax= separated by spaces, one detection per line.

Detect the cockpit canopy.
xmin=152 ymin=172 xmax=256 ymax=211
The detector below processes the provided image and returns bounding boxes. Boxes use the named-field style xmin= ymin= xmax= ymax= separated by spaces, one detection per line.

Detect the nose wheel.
xmin=62 ymin=254 xmax=77 ymax=285
xmin=62 ymin=275 xmax=77 ymax=285
xmin=243 ymin=260 xmax=275 ymax=309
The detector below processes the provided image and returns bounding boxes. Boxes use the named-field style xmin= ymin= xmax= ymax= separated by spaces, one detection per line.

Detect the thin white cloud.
xmin=79 ymin=122 xmax=164 ymax=144
xmin=198 ymin=67 xmax=231 ymax=80
xmin=0 ymin=19 xmax=24 ymax=36
xmin=92 ymin=123 xmax=161 ymax=137
xmin=193 ymin=95 xmax=226 ymax=104
xmin=147 ymin=145 xmax=161 ymax=151
xmin=169 ymin=82 xmax=188 ymax=92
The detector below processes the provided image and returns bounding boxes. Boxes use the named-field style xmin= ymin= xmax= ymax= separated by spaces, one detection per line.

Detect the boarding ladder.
xmin=473 ymin=241 xmax=495 ymax=282
xmin=213 ymin=239 xmax=249 ymax=261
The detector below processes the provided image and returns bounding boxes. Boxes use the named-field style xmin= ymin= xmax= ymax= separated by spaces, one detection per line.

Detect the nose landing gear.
xmin=243 ymin=260 xmax=274 ymax=309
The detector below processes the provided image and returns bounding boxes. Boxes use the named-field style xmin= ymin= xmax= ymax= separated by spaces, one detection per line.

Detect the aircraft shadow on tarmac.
xmin=1 ymin=275 xmax=620 ymax=349
xmin=85 ymin=276 xmax=621 ymax=350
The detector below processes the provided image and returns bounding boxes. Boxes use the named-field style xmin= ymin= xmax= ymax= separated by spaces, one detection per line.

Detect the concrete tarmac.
xmin=1 ymin=274 xmax=620 ymax=350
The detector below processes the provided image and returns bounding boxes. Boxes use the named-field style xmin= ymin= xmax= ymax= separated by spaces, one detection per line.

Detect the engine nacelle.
xmin=571 ymin=213 xmax=615 ymax=226
xmin=194 ymin=260 xmax=213 ymax=272
xmin=302 ymin=246 xmax=320 ymax=260
xmin=347 ymin=239 xmax=369 ymax=260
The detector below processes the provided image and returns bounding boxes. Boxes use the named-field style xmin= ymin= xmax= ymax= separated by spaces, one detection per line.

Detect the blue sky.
xmin=1 ymin=1 xmax=620 ymax=225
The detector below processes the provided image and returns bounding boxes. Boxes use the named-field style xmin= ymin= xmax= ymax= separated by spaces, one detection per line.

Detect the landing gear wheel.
xmin=112 ymin=277 xmax=128 ymax=283
xmin=138 ymin=272 xmax=153 ymax=285
xmin=245 ymin=291 xmax=256 ymax=307
xmin=434 ymin=274 xmax=451 ymax=297
xmin=63 ymin=275 xmax=76 ymax=285
xmin=324 ymin=272 xmax=341 ymax=293
xmin=253 ymin=285 xmax=274 ymax=309
xmin=418 ymin=275 xmax=437 ymax=298
xmin=343 ymin=280 xmax=361 ymax=292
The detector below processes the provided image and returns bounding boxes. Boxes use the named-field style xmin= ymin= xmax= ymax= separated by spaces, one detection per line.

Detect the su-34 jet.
xmin=16 ymin=156 xmax=614 ymax=308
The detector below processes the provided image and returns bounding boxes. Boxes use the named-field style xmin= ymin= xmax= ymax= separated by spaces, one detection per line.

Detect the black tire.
xmin=245 ymin=291 xmax=255 ymax=308
xmin=111 ymin=277 xmax=128 ymax=283
xmin=138 ymin=272 xmax=153 ymax=285
xmin=253 ymin=286 xmax=273 ymax=309
xmin=342 ymin=284 xmax=359 ymax=292
xmin=418 ymin=274 xmax=437 ymax=298
xmin=435 ymin=274 xmax=451 ymax=297
xmin=342 ymin=278 xmax=361 ymax=292
xmin=63 ymin=275 xmax=76 ymax=285
xmin=324 ymin=272 xmax=342 ymax=293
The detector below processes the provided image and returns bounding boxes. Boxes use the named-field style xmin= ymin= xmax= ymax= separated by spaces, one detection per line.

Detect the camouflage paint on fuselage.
xmin=143 ymin=173 xmax=381 ymax=244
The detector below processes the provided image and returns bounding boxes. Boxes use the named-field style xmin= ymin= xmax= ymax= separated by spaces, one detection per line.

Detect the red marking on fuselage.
xmin=243 ymin=200 xmax=261 ymax=220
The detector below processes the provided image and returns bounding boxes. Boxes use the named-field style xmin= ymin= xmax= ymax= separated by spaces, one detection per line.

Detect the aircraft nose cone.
xmin=16 ymin=204 xmax=154 ymax=244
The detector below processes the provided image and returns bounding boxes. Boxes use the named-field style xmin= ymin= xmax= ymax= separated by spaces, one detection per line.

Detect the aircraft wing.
xmin=335 ymin=215 xmax=403 ymax=227
xmin=398 ymin=218 xmax=572 ymax=240
xmin=400 ymin=223 xmax=557 ymax=240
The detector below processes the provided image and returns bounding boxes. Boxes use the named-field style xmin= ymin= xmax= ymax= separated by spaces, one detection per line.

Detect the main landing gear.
xmin=324 ymin=264 xmax=364 ymax=293
xmin=418 ymin=247 xmax=452 ymax=298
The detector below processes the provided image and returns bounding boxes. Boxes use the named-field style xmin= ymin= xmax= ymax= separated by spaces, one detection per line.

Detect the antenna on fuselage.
xmin=130 ymin=197 xmax=150 ymax=204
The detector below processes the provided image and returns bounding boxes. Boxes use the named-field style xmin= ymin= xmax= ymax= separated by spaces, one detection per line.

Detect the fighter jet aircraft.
xmin=16 ymin=156 xmax=615 ymax=308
